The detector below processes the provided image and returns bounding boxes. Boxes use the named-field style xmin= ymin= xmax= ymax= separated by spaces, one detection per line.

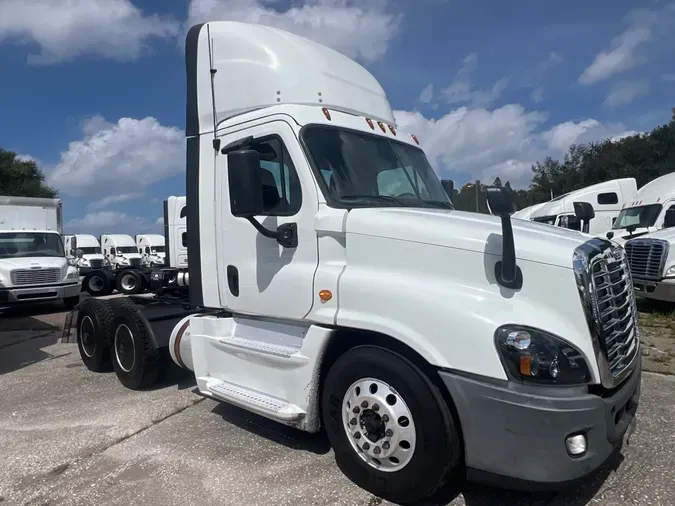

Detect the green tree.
xmin=0 ymin=148 xmax=58 ymax=198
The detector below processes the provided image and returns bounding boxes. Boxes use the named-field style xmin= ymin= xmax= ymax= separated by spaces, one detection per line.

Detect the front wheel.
xmin=321 ymin=346 xmax=461 ymax=504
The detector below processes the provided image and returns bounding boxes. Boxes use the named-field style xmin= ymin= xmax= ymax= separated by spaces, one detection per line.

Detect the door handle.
xmin=227 ymin=265 xmax=239 ymax=297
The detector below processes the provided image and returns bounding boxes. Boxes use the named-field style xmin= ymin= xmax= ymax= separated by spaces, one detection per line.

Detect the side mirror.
xmin=440 ymin=179 xmax=454 ymax=199
xmin=70 ymin=249 xmax=75 ymax=257
xmin=573 ymin=202 xmax=595 ymax=233
xmin=76 ymin=249 xmax=84 ymax=258
xmin=664 ymin=208 xmax=675 ymax=229
xmin=228 ymin=150 xmax=264 ymax=217
xmin=606 ymin=231 xmax=614 ymax=240
xmin=486 ymin=186 xmax=522 ymax=290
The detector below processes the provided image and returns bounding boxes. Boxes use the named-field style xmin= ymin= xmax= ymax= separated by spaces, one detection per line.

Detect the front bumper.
xmin=632 ymin=278 xmax=675 ymax=303
xmin=0 ymin=281 xmax=81 ymax=305
xmin=439 ymin=354 xmax=641 ymax=487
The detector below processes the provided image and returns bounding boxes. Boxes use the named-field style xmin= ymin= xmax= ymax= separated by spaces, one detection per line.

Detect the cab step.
xmin=205 ymin=378 xmax=306 ymax=421
xmin=217 ymin=335 xmax=301 ymax=358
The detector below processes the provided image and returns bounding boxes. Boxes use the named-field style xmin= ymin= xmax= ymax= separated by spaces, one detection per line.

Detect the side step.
xmin=218 ymin=335 xmax=301 ymax=358
xmin=205 ymin=378 xmax=306 ymax=421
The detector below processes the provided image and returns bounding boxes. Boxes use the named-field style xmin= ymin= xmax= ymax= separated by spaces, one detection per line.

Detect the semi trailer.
xmin=74 ymin=21 xmax=641 ymax=504
xmin=0 ymin=196 xmax=80 ymax=309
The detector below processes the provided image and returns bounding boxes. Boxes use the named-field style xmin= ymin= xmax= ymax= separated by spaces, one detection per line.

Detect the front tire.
xmin=110 ymin=299 xmax=164 ymax=390
xmin=321 ymin=346 xmax=461 ymax=504
xmin=75 ymin=299 xmax=115 ymax=372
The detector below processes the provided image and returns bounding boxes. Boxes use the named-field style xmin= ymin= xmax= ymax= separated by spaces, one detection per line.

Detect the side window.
xmin=181 ymin=232 xmax=187 ymax=247
xmin=110 ymin=247 xmax=116 ymax=255
xmin=145 ymin=247 xmax=150 ymax=254
xmin=597 ymin=192 xmax=618 ymax=205
xmin=180 ymin=206 xmax=187 ymax=218
xmin=664 ymin=205 xmax=675 ymax=229
xmin=251 ymin=136 xmax=302 ymax=216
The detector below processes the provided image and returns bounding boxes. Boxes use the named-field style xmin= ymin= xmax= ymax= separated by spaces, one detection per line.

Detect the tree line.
xmin=2 ymin=108 xmax=673 ymax=206
xmin=452 ymin=108 xmax=675 ymax=212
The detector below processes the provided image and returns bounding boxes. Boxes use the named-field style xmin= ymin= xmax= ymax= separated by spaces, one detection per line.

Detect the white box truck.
xmin=72 ymin=22 xmax=641 ymax=504
xmin=0 ymin=196 xmax=80 ymax=309
xmin=63 ymin=234 xmax=106 ymax=274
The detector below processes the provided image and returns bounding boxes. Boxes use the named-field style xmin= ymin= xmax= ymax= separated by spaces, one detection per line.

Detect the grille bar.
xmin=625 ymin=239 xmax=668 ymax=280
xmin=10 ymin=268 xmax=61 ymax=285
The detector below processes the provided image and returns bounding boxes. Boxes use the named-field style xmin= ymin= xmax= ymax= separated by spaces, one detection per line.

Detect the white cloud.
xmin=603 ymin=79 xmax=650 ymax=109
xmin=440 ymin=53 xmax=509 ymax=108
xmin=394 ymin=105 xmax=637 ymax=188
xmin=66 ymin=211 xmax=159 ymax=235
xmin=536 ymin=51 xmax=563 ymax=73
xmin=662 ymin=73 xmax=675 ymax=82
xmin=155 ymin=217 xmax=164 ymax=226
xmin=48 ymin=116 xmax=185 ymax=197
xmin=86 ymin=193 xmax=145 ymax=211
xmin=186 ymin=0 xmax=401 ymax=62
xmin=0 ymin=0 xmax=179 ymax=64
xmin=418 ymin=84 xmax=434 ymax=104
xmin=530 ymin=87 xmax=545 ymax=103
xmin=15 ymin=153 xmax=38 ymax=163
xmin=578 ymin=5 xmax=675 ymax=85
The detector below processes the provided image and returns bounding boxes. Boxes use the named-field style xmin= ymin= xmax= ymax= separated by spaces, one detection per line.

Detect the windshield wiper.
xmin=421 ymin=200 xmax=454 ymax=210
xmin=340 ymin=195 xmax=409 ymax=207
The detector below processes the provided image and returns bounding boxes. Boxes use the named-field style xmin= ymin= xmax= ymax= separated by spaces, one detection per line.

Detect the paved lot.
xmin=1 ymin=308 xmax=674 ymax=505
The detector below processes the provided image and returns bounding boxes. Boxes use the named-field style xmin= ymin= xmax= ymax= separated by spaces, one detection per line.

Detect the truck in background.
xmin=80 ymin=197 xmax=188 ymax=296
xmin=0 ymin=196 xmax=80 ymax=309
xmin=135 ymin=234 xmax=166 ymax=267
xmin=63 ymin=234 xmax=105 ymax=274
xmin=511 ymin=201 xmax=547 ymax=221
xmin=527 ymin=178 xmax=638 ymax=234
xmin=73 ymin=22 xmax=641 ymax=504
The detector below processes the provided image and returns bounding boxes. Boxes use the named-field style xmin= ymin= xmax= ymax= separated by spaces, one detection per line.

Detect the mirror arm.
xmin=245 ymin=216 xmax=298 ymax=248
xmin=495 ymin=215 xmax=523 ymax=290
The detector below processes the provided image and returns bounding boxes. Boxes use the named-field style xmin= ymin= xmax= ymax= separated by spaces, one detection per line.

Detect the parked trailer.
xmin=74 ymin=21 xmax=641 ymax=505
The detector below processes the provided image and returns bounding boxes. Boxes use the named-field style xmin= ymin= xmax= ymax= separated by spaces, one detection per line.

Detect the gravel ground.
xmin=0 ymin=303 xmax=674 ymax=505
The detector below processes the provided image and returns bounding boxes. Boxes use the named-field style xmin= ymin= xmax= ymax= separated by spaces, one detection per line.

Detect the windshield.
xmin=116 ymin=246 xmax=138 ymax=254
xmin=612 ymin=204 xmax=662 ymax=229
xmin=303 ymin=126 xmax=453 ymax=209
xmin=532 ymin=215 xmax=557 ymax=226
xmin=0 ymin=232 xmax=65 ymax=259
xmin=152 ymin=246 xmax=165 ymax=253
xmin=78 ymin=247 xmax=100 ymax=255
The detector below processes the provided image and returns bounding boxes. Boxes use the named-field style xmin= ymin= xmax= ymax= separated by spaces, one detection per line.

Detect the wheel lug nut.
xmin=354 ymin=432 xmax=361 ymax=439
xmin=382 ymin=442 xmax=390 ymax=450
xmin=362 ymin=443 xmax=370 ymax=450
xmin=381 ymin=415 xmax=389 ymax=423
xmin=373 ymin=446 xmax=381 ymax=455
xmin=372 ymin=403 xmax=380 ymax=412
xmin=350 ymin=418 xmax=357 ymax=426
xmin=385 ymin=429 xmax=393 ymax=437
xmin=361 ymin=401 xmax=368 ymax=408
xmin=352 ymin=406 xmax=360 ymax=414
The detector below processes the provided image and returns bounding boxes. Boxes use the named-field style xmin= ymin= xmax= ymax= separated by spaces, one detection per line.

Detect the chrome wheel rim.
xmin=88 ymin=275 xmax=104 ymax=292
xmin=120 ymin=274 xmax=136 ymax=292
xmin=341 ymin=377 xmax=416 ymax=472
xmin=79 ymin=316 xmax=96 ymax=357
xmin=114 ymin=324 xmax=135 ymax=372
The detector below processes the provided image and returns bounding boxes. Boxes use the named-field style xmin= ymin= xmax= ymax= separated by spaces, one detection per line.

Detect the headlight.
xmin=665 ymin=265 xmax=675 ymax=279
xmin=66 ymin=271 xmax=79 ymax=279
xmin=495 ymin=326 xmax=591 ymax=385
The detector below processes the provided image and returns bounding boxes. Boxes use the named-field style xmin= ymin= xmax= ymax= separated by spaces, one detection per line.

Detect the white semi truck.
xmin=0 ymin=196 xmax=80 ymax=309
xmin=135 ymin=234 xmax=166 ymax=267
xmin=73 ymin=22 xmax=641 ymax=504
xmin=63 ymin=234 xmax=105 ymax=273
xmin=165 ymin=196 xmax=188 ymax=269
xmin=524 ymin=178 xmax=638 ymax=234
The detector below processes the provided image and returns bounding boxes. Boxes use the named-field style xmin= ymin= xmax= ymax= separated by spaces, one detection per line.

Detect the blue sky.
xmin=1 ymin=0 xmax=673 ymax=234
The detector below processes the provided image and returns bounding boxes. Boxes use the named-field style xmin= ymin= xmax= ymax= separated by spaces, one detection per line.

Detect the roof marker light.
xmin=411 ymin=134 xmax=420 ymax=145
xmin=322 ymin=108 xmax=331 ymax=120
xmin=366 ymin=118 xmax=374 ymax=129
xmin=377 ymin=121 xmax=387 ymax=133
xmin=388 ymin=124 xmax=397 ymax=136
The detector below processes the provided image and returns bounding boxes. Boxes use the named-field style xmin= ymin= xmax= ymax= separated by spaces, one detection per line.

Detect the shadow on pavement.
xmin=0 ymin=331 xmax=65 ymax=376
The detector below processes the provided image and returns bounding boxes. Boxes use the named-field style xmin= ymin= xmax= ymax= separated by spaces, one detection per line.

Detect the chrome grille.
xmin=10 ymin=268 xmax=61 ymax=286
xmin=89 ymin=259 xmax=104 ymax=269
xmin=129 ymin=257 xmax=142 ymax=267
xmin=624 ymin=238 xmax=668 ymax=280
xmin=574 ymin=239 xmax=639 ymax=389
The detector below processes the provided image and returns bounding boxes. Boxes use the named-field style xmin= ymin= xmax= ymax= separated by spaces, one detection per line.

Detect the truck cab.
xmin=64 ymin=234 xmax=105 ymax=273
xmin=100 ymin=234 xmax=143 ymax=270
xmin=75 ymin=21 xmax=642 ymax=504
xmin=135 ymin=234 xmax=166 ymax=267
xmin=164 ymin=196 xmax=188 ymax=268
xmin=528 ymin=178 xmax=638 ymax=234
xmin=0 ymin=196 xmax=80 ymax=309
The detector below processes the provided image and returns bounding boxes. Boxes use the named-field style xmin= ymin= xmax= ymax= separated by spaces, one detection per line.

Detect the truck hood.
xmin=0 ymin=256 xmax=67 ymax=270
xmin=346 ymin=208 xmax=592 ymax=269
xmin=604 ymin=226 xmax=656 ymax=245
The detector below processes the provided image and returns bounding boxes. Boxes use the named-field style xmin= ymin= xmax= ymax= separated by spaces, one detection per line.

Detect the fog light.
xmin=565 ymin=434 xmax=587 ymax=456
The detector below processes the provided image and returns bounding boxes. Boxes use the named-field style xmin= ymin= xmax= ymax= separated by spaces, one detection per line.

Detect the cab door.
xmin=214 ymin=119 xmax=319 ymax=320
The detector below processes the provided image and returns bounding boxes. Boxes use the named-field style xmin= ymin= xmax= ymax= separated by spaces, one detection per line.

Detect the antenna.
xmin=206 ymin=24 xmax=220 ymax=152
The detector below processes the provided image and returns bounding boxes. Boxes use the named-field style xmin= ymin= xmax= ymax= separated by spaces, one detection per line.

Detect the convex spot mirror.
xmin=76 ymin=249 xmax=84 ymax=258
